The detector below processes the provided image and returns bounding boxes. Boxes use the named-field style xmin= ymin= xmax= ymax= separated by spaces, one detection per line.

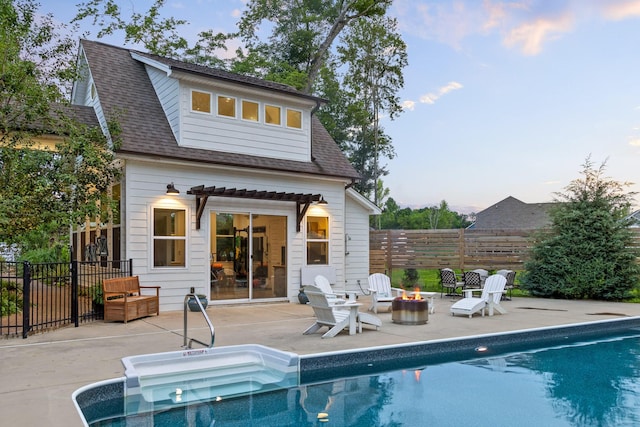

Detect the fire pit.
xmin=391 ymin=291 xmax=429 ymax=325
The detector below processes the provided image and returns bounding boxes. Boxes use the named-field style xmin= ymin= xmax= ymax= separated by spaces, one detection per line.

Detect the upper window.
xmin=191 ymin=90 xmax=211 ymax=113
xmin=153 ymin=208 xmax=186 ymax=267
xmin=242 ymin=100 xmax=259 ymax=122
xmin=306 ymin=216 xmax=328 ymax=265
xmin=218 ymin=96 xmax=236 ymax=118
xmin=286 ymin=108 xmax=302 ymax=129
xmin=264 ymin=105 xmax=281 ymax=125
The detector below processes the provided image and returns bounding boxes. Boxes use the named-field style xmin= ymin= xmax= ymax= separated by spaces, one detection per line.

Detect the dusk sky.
xmin=43 ymin=0 xmax=640 ymax=214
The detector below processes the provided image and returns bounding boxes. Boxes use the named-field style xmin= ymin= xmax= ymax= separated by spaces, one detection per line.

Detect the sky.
xmin=41 ymin=0 xmax=640 ymax=214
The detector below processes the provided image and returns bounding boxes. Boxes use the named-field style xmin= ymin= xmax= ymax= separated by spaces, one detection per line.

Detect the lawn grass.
xmin=389 ymin=268 xmax=529 ymax=297
xmin=388 ymin=268 xmax=640 ymax=301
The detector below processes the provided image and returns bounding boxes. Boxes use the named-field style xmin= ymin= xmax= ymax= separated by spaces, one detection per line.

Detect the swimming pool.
xmin=74 ymin=317 xmax=640 ymax=426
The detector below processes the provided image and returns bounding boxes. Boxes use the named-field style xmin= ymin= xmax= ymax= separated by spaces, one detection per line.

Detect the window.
xmin=191 ymin=90 xmax=211 ymax=113
xmin=153 ymin=208 xmax=186 ymax=267
xmin=217 ymin=95 xmax=236 ymax=118
xmin=264 ymin=104 xmax=281 ymax=125
xmin=306 ymin=216 xmax=328 ymax=265
xmin=242 ymin=100 xmax=259 ymax=122
xmin=286 ymin=108 xmax=302 ymax=129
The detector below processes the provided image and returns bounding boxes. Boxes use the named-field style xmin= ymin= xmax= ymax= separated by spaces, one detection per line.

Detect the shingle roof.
xmin=131 ymin=50 xmax=325 ymax=103
xmin=472 ymin=196 xmax=554 ymax=229
xmin=79 ymin=40 xmax=360 ymax=181
xmin=9 ymin=103 xmax=99 ymax=134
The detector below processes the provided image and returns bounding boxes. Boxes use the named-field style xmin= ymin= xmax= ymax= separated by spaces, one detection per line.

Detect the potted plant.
xmin=188 ymin=294 xmax=208 ymax=311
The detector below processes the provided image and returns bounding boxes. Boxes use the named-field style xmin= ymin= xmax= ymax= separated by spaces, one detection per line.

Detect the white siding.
xmin=178 ymin=83 xmax=312 ymax=162
xmin=145 ymin=65 xmax=180 ymax=140
xmin=123 ymin=159 xmax=348 ymax=311
xmin=344 ymin=193 xmax=375 ymax=295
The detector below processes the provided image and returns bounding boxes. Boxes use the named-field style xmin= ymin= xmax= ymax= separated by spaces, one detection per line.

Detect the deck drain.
xmin=516 ymin=307 xmax=568 ymax=312
xmin=586 ymin=312 xmax=628 ymax=317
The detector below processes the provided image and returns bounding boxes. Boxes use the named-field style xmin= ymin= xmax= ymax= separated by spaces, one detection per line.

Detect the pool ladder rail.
xmin=183 ymin=288 xmax=215 ymax=349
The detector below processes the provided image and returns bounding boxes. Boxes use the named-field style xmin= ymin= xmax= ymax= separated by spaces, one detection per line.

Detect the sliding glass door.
xmin=210 ymin=212 xmax=286 ymax=301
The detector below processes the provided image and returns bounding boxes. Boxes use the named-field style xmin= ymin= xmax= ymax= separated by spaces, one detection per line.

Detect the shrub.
xmin=402 ymin=268 xmax=420 ymax=288
xmin=0 ymin=280 xmax=23 ymax=316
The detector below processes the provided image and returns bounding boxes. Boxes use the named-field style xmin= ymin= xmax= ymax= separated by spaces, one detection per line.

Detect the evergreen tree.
xmin=522 ymin=157 xmax=640 ymax=300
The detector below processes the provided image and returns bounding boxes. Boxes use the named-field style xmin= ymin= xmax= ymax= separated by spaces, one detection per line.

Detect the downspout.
xmin=310 ymin=100 xmax=322 ymax=162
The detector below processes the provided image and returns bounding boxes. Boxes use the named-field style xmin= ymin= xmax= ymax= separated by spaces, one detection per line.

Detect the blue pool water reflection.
xmin=90 ymin=332 xmax=640 ymax=426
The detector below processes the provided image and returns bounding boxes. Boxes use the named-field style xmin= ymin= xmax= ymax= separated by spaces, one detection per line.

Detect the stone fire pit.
xmin=391 ymin=296 xmax=429 ymax=325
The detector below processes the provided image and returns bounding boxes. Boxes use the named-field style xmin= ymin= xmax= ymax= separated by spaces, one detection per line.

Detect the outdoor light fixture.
xmin=166 ymin=182 xmax=179 ymax=195
xmin=317 ymin=195 xmax=328 ymax=205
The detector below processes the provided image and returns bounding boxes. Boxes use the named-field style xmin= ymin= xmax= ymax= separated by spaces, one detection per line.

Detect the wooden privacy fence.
xmin=370 ymin=228 xmax=640 ymax=276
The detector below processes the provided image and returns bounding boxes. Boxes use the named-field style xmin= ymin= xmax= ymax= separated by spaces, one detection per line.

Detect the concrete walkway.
xmin=2 ymin=295 xmax=640 ymax=426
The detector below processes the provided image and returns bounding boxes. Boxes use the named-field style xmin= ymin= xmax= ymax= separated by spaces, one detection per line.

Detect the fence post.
xmin=386 ymin=230 xmax=393 ymax=277
xmin=458 ymin=229 xmax=465 ymax=271
xmin=71 ymin=260 xmax=79 ymax=327
xmin=22 ymin=261 xmax=31 ymax=339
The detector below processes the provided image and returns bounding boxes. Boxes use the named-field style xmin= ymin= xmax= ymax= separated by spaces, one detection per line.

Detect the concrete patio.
xmin=2 ymin=295 xmax=640 ymax=426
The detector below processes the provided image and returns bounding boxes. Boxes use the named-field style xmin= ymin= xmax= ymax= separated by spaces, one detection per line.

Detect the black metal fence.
xmin=0 ymin=259 xmax=132 ymax=338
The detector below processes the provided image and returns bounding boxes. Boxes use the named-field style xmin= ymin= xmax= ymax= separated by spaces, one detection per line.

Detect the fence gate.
xmin=0 ymin=260 xmax=132 ymax=339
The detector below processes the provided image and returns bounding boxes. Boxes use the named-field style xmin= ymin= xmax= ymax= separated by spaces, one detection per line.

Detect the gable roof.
xmin=471 ymin=196 xmax=554 ymax=229
xmin=78 ymin=39 xmax=360 ymax=181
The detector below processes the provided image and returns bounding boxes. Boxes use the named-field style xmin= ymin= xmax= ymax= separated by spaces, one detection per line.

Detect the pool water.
xmin=90 ymin=333 xmax=640 ymax=426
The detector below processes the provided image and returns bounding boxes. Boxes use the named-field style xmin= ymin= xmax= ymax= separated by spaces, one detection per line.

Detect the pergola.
xmin=186 ymin=185 xmax=326 ymax=231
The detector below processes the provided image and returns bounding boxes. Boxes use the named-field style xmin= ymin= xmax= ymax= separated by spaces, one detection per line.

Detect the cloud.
xmin=402 ymin=100 xmax=416 ymax=111
xmin=503 ymin=13 xmax=574 ymax=55
xmin=602 ymin=0 xmax=640 ymax=20
xmin=629 ymin=138 xmax=640 ymax=147
xmin=418 ymin=81 xmax=463 ymax=105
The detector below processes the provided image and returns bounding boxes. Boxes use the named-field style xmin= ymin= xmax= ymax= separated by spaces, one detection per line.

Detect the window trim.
xmin=264 ymin=104 xmax=282 ymax=126
xmin=286 ymin=108 xmax=303 ymax=130
xmin=305 ymin=215 xmax=329 ymax=265
xmin=190 ymin=89 xmax=212 ymax=114
xmin=217 ymin=94 xmax=237 ymax=119
xmin=241 ymin=99 xmax=260 ymax=123
xmin=151 ymin=205 xmax=188 ymax=269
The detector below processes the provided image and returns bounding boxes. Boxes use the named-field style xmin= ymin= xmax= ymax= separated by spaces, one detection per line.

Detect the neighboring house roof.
xmin=470 ymin=196 xmax=554 ymax=229
xmin=78 ymin=39 xmax=360 ymax=181
xmin=626 ymin=210 xmax=640 ymax=227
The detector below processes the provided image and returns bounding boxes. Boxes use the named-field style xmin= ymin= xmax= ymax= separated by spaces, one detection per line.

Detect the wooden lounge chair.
xmin=450 ymin=274 xmax=507 ymax=318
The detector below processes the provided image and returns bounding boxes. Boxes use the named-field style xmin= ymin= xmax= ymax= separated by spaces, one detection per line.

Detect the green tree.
xmin=378 ymin=198 xmax=471 ymax=230
xmin=522 ymin=157 xmax=640 ymax=300
xmin=338 ymin=15 xmax=406 ymax=203
xmin=233 ymin=0 xmax=392 ymax=94
xmin=0 ymin=0 xmax=121 ymax=255
xmin=74 ymin=0 xmax=190 ymax=58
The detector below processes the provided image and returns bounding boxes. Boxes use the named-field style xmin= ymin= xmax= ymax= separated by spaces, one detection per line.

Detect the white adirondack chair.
xmin=367 ymin=273 xmax=403 ymax=313
xmin=303 ymin=285 xmax=361 ymax=338
xmin=313 ymin=275 xmax=346 ymax=304
xmin=450 ymin=274 xmax=507 ymax=318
